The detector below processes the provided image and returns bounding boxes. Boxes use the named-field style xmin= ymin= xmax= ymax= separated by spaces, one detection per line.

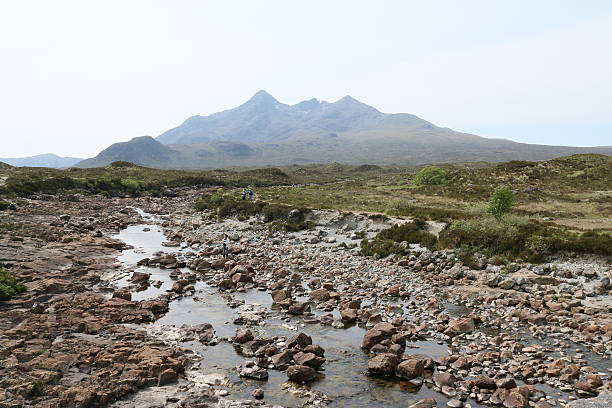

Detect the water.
xmin=109 ymin=210 xmax=500 ymax=407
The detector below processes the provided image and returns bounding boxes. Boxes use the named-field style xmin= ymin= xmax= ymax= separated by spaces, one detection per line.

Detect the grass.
xmin=2 ymin=154 xmax=610 ymax=261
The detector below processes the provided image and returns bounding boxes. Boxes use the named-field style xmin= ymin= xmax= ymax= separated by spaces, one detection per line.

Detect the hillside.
xmin=77 ymin=91 xmax=612 ymax=169
xmin=0 ymin=154 xmax=82 ymax=168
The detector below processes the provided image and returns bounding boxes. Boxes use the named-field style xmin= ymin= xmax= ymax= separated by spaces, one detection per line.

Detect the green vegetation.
xmin=488 ymin=185 xmax=514 ymax=219
xmin=120 ymin=178 xmax=141 ymax=195
xmin=0 ymin=268 xmax=26 ymax=301
xmin=438 ymin=216 xmax=612 ymax=261
xmin=413 ymin=165 xmax=448 ymax=185
xmin=2 ymin=154 xmax=610 ymax=261
xmin=361 ymin=220 xmax=437 ymax=257
xmin=0 ymin=200 xmax=10 ymax=211
xmin=195 ymin=190 xmax=314 ymax=231
xmin=0 ymin=162 xmax=293 ymax=198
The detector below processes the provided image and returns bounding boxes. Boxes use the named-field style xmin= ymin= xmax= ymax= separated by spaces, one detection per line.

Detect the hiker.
xmin=241 ymin=190 xmax=247 ymax=200
xmin=222 ymin=233 xmax=230 ymax=259
xmin=248 ymin=188 xmax=253 ymax=200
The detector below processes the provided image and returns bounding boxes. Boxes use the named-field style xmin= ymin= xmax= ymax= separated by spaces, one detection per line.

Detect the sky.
xmin=1 ymin=0 xmax=611 ymax=158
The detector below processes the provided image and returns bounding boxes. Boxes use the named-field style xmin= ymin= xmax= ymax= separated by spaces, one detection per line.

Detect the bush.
xmin=413 ymin=166 xmax=448 ymax=185
xmin=488 ymin=185 xmax=514 ymax=219
xmin=120 ymin=178 xmax=141 ymax=194
xmin=361 ymin=220 xmax=437 ymax=257
xmin=0 ymin=200 xmax=10 ymax=211
xmin=0 ymin=268 xmax=26 ymax=301
xmin=438 ymin=216 xmax=612 ymax=260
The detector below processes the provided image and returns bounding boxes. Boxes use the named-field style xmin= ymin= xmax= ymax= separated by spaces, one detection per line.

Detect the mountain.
xmin=0 ymin=154 xmax=83 ymax=168
xmin=76 ymin=136 xmax=180 ymax=168
xmin=77 ymin=91 xmax=612 ymax=169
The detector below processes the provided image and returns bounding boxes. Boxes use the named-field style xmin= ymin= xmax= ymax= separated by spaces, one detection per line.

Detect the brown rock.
xmin=286 ymin=365 xmax=316 ymax=382
xmin=395 ymin=357 xmax=425 ymax=379
xmin=367 ymin=353 xmax=399 ymax=376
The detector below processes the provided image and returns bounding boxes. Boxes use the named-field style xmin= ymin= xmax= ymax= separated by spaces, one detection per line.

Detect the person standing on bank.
xmin=248 ymin=188 xmax=253 ymax=200
xmin=222 ymin=233 xmax=230 ymax=259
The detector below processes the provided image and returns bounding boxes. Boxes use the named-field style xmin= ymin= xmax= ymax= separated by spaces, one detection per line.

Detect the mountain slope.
xmin=77 ymin=91 xmax=612 ymax=169
xmin=0 ymin=154 xmax=83 ymax=168
xmin=76 ymin=136 xmax=180 ymax=168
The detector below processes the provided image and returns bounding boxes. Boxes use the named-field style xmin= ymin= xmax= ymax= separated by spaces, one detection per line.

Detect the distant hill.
xmin=76 ymin=136 xmax=180 ymax=168
xmin=77 ymin=91 xmax=612 ymax=169
xmin=0 ymin=154 xmax=83 ymax=168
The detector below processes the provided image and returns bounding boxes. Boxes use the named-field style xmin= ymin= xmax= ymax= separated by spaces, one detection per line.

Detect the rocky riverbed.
xmin=0 ymin=191 xmax=610 ymax=408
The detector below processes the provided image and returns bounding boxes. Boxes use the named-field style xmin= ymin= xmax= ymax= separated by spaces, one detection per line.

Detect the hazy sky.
xmin=1 ymin=0 xmax=611 ymax=158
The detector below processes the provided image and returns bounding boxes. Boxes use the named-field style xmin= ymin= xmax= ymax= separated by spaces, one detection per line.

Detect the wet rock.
xmin=271 ymin=289 xmax=291 ymax=303
xmin=287 ymin=332 xmax=312 ymax=349
xmin=112 ymin=288 xmax=132 ymax=301
xmin=368 ymin=353 xmax=399 ymax=376
xmin=309 ymin=288 xmax=331 ymax=302
xmin=140 ymin=298 xmax=169 ymax=314
xmin=239 ymin=364 xmax=269 ymax=380
xmin=395 ymin=357 xmax=425 ymax=379
xmin=131 ymin=271 xmax=150 ymax=283
xmin=444 ymin=317 xmax=475 ymax=337
xmin=157 ymin=368 xmax=178 ymax=386
xmin=434 ymin=372 xmax=456 ymax=388
xmin=251 ymin=388 xmax=264 ymax=399
xmin=233 ymin=329 xmax=254 ymax=344
xmin=271 ymin=350 xmax=293 ymax=369
xmin=293 ymin=351 xmax=325 ymax=369
xmin=409 ymin=398 xmax=438 ymax=408
xmin=286 ymin=365 xmax=316 ymax=383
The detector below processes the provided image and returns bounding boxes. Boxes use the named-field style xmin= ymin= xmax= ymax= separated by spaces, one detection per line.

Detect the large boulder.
xmin=395 ymin=357 xmax=426 ymax=379
xmin=367 ymin=353 xmax=399 ymax=376
xmin=444 ymin=317 xmax=475 ymax=337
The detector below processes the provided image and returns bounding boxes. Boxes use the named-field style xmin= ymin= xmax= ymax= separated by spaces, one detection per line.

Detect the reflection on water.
xmin=111 ymin=213 xmax=489 ymax=407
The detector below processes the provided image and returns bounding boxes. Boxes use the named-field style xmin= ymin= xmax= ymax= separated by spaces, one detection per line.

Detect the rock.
xmin=158 ymin=369 xmax=178 ymax=386
xmin=434 ymin=372 xmax=456 ymax=388
xmin=293 ymin=351 xmax=325 ymax=368
xmin=112 ymin=288 xmax=132 ymax=301
xmin=309 ymin=288 xmax=331 ymax=302
xmin=362 ymin=329 xmax=386 ymax=349
xmin=466 ymin=374 xmax=496 ymax=390
xmin=271 ymin=350 xmax=293 ymax=368
xmin=446 ymin=399 xmax=463 ymax=408
xmin=131 ymin=271 xmax=150 ymax=283
xmin=304 ymin=344 xmax=325 ymax=357
xmin=368 ymin=353 xmax=399 ymax=376
xmin=286 ymin=332 xmax=312 ymax=349
xmin=271 ymin=289 xmax=291 ymax=303
xmin=286 ymin=365 xmax=316 ymax=383
xmin=395 ymin=357 xmax=425 ymax=379
xmin=251 ymin=388 xmax=264 ymax=399
xmin=233 ymin=329 xmax=254 ymax=344
xmin=444 ymin=317 xmax=475 ymax=337
xmin=140 ymin=299 xmax=169 ymax=314
xmin=239 ymin=365 xmax=268 ymax=380
xmin=409 ymin=398 xmax=438 ymax=408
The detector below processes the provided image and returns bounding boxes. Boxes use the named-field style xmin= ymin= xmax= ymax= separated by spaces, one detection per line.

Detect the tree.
xmin=413 ymin=166 xmax=448 ymax=185
xmin=488 ymin=185 xmax=514 ymax=220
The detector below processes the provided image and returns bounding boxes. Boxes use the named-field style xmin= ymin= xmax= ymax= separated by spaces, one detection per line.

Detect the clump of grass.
xmin=361 ymin=220 xmax=437 ymax=257
xmin=0 ymin=200 xmax=10 ymax=211
xmin=0 ymin=268 xmax=26 ymax=301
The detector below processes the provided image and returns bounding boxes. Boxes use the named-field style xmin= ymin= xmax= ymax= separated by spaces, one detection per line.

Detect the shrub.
xmin=0 ymin=200 xmax=10 ymax=211
xmin=361 ymin=220 xmax=437 ymax=257
xmin=488 ymin=185 xmax=514 ymax=219
xmin=413 ymin=166 xmax=448 ymax=186
xmin=0 ymin=268 xmax=26 ymax=301
xmin=120 ymin=178 xmax=141 ymax=194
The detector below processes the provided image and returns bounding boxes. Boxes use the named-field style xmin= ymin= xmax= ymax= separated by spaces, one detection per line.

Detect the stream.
xmin=110 ymin=208 xmax=605 ymax=407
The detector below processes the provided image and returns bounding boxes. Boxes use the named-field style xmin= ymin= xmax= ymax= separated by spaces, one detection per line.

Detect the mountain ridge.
xmin=0 ymin=153 xmax=83 ymax=168
xmin=77 ymin=91 xmax=612 ymax=169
